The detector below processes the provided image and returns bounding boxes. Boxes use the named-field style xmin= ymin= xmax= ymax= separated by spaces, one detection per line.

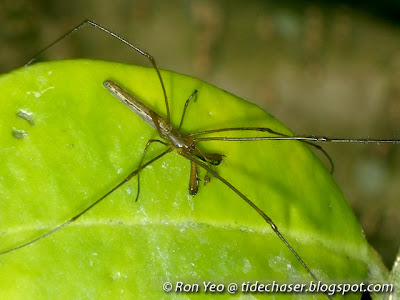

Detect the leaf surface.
xmin=0 ymin=60 xmax=388 ymax=299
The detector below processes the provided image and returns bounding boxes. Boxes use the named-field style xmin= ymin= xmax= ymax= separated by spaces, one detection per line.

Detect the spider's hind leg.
xmin=188 ymin=152 xmax=223 ymax=195
xmin=192 ymin=152 xmax=224 ymax=189
xmin=196 ymin=153 xmax=224 ymax=165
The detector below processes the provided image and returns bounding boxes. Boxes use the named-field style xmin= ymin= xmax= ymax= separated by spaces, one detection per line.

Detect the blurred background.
xmin=0 ymin=0 xmax=399 ymax=269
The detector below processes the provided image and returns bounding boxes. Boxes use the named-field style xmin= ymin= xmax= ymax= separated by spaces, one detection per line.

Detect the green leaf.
xmin=0 ymin=60 xmax=389 ymax=299
xmin=385 ymin=247 xmax=400 ymax=299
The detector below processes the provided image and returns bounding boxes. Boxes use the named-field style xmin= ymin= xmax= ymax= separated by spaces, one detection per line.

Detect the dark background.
xmin=1 ymin=0 xmax=399 ymax=269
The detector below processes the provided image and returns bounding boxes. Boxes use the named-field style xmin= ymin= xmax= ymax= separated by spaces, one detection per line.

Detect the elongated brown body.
xmin=103 ymin=80 xmax=223 ymax=195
